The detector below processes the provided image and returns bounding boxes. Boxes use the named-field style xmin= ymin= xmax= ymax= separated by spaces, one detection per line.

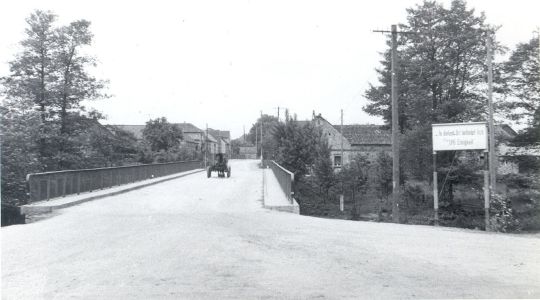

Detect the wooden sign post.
xmin=432 ymin=122 xmax=489 ymax=230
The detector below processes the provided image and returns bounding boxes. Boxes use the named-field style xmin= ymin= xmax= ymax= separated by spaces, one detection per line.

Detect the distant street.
xmin=2 ymin=160 xmax=539 ymax=299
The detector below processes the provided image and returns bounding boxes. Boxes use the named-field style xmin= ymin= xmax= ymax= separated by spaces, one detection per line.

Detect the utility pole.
xmin=205 ymin=123 xmax=208 ymax=168
xmin=487 ymin=33 xmax=497 ymax=198
xmin=340 ymin=109 xmax=344 ymax=168
xmin=275 ymin=106 xmax=285 ymax=122
xmin=260 ymin=111 xmax=264 ymax=161
xmin=373 ymin=25 xmax=411 ymax=223
xmin=340 ymin=109 xmax=344 ymax=212
xmin=255 ymin=122 xmax=258 ymax=158
xmin=243 ymin=125 xmax=246 ymax=143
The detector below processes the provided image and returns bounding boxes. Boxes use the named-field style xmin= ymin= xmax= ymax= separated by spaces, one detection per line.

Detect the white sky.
xmin=1 ymin=0 xmax=538 ymax=138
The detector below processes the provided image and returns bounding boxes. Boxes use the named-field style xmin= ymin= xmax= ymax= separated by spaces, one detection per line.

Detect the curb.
xmin=261 ymin=167 xmax=299 ymax=214
xmin=21 ymin=169 xmax=204 ymax=216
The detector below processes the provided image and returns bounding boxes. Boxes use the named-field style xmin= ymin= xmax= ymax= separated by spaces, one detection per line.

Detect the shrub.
xmin=489 ymin=193 xmax=520 ymax=232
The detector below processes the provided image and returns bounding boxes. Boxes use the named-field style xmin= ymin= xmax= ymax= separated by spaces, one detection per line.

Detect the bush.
xmin=489 ymin=194 xmax=520 ymax=232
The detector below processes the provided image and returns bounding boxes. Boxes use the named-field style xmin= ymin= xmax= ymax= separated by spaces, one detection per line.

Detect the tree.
xmin=247 ymin=114 xmax=279 ymax=159
xmin=502 ymin=35 xmax=539 ymax=125
xmin=54 ymin=20 xmax=108 ymax=134
xmin=2 ymin=11 xmax=57 ymax=123
xmin=0 ymin=98 xmax=43 ymax=203
xmin=142 ymin=117 xmax=183 ymax=152
xmin=339 ymin=154 xmax=371 ymax=220
xmin=1 ymin=10 xmax=109 ymax=171
xmin=1 ymin=11 xmax=58 ymax=162
xmin=364 ymin=0 xmax=499 ymax=129
xmin=313 ymin=138 xmax=336 ymax=203
xmin=363 ymin=0 xmax=500 ymax=205
xmin=502 ymin=35 xmax=540 ymax=145
xmin=273 ymin=116 xmax=321 ymax=180
xmin=372 ymin=152 xmax=393 ymax=220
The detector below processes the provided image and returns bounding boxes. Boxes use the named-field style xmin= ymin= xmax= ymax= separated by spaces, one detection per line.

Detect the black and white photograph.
xmin=1 ymin=0 xmax=539 ymax=298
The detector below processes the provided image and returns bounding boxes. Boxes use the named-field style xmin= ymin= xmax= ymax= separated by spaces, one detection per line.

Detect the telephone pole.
xmin=275 ymin=106 xmax=285 ymax=121
xmin=340 ymin=109 xmax=344 ymax=168
xmin=340 ymin=109 xmax=344 ymax=212
xmin=373 ymin=25 xmax=413 ymax=223
xmin=260 ymin=111 xmax=264 ymax=160
xmin=487 ymin=33 xmax=497 ymax=197
xmin=205 ymin=123 xmax=208 ymax=168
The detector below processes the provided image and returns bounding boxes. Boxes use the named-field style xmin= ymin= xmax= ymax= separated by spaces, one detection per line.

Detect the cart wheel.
xmin=227 ymin=166 xmax=231 ymax=178
xmin=207 ymin=167 xmax=211 ymax=178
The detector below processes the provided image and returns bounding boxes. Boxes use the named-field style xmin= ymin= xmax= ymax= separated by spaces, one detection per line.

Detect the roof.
xmin=499 ymin=144 xmax=540 ymax=157
xmin=113 ymin=123 xmax=230 ymax=144
xmin=208 ymin=128 xmax=231 ymax=140
xmin=496 ymin=124 xmax=517 ymax=139
xmin=206 ymin=133 xmax=218 ymax=143
xmin=334 ymin=124 xmax=391 ymax=145
xmin=184 ymin=132 xmax=203 ymax=143
xmin=176 ymin=123 xmax=203 ymax=133
xmin=114 ymin=125 xmax=145 ymax=139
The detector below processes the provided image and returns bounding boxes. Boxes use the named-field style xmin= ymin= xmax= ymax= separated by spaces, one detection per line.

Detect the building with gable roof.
xmin=113 ymin=122 xmax=230 ymax=163
xmin=309 ymin=113 xmax=391 ymax=170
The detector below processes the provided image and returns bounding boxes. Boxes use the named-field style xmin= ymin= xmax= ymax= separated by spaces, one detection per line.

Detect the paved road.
xmin=2 ymin=160 xmax=539 ymax=299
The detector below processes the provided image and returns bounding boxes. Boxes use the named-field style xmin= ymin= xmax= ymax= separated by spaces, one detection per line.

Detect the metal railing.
xmin=268 ymin=160 xmax=295 ymax=204
xmin=26 ymin=160 xmax=202 ymax=202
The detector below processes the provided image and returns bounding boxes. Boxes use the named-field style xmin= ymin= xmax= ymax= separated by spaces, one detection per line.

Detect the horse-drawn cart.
xmin=207 ymin=153 xmax=231 ymax=178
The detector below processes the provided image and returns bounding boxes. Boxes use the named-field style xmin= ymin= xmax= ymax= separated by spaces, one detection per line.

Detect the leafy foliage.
xmin=313 ymin=138 xmax=336 ymax=201
xmin=501 ymin=36 xmax=539 ymax=127
xmin=364 ymin=0 xmax=498 ymax=130
xmin=489 ymin=194 xmax=519 ymax=232
xmin=142 ymin=117 xmax=183 ymax=152
xmin=338 ymin=154 xmax=371 ymax=219
xmin=272 ymin=116 xmax=323 ymax=180
xmin=247 ymin=114 xmax=279 ymax=159
xmin=363 ymin=0 xmax=498 ymax=205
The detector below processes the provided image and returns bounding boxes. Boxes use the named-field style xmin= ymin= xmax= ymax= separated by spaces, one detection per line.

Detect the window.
xmin=334 ymin=155 xmax=342 ymax=167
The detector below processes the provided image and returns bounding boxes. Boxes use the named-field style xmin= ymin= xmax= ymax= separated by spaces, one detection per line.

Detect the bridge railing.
xmin=268 ymin=160 xmax=294 ymax=204
xmin=26 ymin=160 xmax=202 ymax=202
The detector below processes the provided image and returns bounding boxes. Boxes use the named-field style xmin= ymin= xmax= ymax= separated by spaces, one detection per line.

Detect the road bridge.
xmin=2 ymin=160 xmax=539 ymax=299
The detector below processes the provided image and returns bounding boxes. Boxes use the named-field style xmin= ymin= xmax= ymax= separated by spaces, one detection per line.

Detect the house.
xmin=208 ymin=128 xmax=232 ymax=156
xmin=310 ymin=114 xmax=391 ymax=169
xmin=498 ymin=144 xmax=540 ymax=175
xmin=114 ymin=122 xmax=230 ymax=163
xmin=177 ymin=123 xmax=205 ymax=152
xmin=238 ymin=145 xmax=257 ymax=159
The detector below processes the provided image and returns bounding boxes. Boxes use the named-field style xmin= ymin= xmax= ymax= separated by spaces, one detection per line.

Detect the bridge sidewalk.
xmin=262 ymin=168 xmax=299 ymax=214
xmin=20 ymin=169 xmax=204 ymax=218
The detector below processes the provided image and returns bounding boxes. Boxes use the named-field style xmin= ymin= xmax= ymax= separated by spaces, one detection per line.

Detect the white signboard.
xmin=432 ymin=122 xmax=487 ymax=151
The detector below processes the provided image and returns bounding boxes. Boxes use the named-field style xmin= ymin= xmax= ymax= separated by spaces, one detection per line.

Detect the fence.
xmin=268 ymin=160 xmax=295 ymax=204
xmin=26 ymin=161 xmax=202 ymax=202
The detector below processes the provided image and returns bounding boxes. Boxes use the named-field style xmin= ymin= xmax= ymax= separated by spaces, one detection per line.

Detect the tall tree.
xmin=1 ymin=11 xmax=58 ymax=162
xmin=273 ymin=116 xmax=321 ymax=180
xmin=54 ymin=20 xmax=108 ymax=134
xmin=313 ymin=138 xmax=336 ymax=202
xmin=502 ymin=35 xmax=539 ymax=144
xmin=364 ymin=0 xmax=498 ymax=129
xmin=2 ymin=10 xmax=57 ymax=123
xmin=363 ymin=0 xmax=501 ymax=204
xmin=247 ymin=114 xmax=279 ymax=159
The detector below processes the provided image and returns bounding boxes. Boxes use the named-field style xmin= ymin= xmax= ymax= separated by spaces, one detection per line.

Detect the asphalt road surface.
xmin=2 ymin=160 xmax=539 ymax=299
